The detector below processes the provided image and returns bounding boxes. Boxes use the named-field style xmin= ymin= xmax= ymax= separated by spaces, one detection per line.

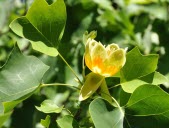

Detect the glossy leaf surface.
xmin=125 ymin=85 xmax=169 ymax=127
xmin=120 ymin=47 xmax=159 ymax=92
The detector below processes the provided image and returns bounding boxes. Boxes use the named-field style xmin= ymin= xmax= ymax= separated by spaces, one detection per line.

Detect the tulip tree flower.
xmin=79 ymin=31 xmax=126 ymax=101
xmin=85 ymin=39 xmax=126 ymax=77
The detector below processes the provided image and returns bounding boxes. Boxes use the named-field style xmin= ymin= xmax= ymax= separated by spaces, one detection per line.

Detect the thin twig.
xmin=111 ymin=96 xmax=131 ymax=128
xmin=108 ymin=83 xmax=121 ymax=89
xmin=41 ymin=83 xmax=80 ymax=90
xmin=58 ymin=52 xmax=83 ymax=86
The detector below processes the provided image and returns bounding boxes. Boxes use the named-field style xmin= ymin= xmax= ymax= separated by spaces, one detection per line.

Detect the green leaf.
xmin=3 ymin=99 xmax=24 ymax=113
xmin=57 ymin=115 xmax=79 ymax=128
xmin=0 ymin=45 xmax=49 ymax=114
xmin=125 ymin=84 xmax=169 ymax=127
xmin=83 ymin=30 xmax=97 ymax=45
xmin=121 ymin=47 xmax=158 ymax=82
xmin=100 ymin=79 xmax=112 ymax=104
xmin=144 ymin=4 xmax=167 ymax=20
xmin=120 ymin=89 xmax=131 ymax=106
xmin=126 ymin=0 xmax=158 ymax=4
xmin=41 ymin=115 xmax=51 ymax=128
xmin=72 ymin=13 xmax=94 ymax=45
xmin=35 ymin=99 xmax=64 ymax=113
xmin=89 ymin=98 xmax=124 ymax=128
xmin=0 ymin=111 xmax=12 ymax=127
xmin=9 ymin=0 xmax=66 ymax=56
xmin=121 ymin=71 xmax=167 ymax=93
xmin=126 ymin=4 xmax=167 ymax=20
xmin=120 ymin=47 xmax=159 ymax=93
xmin=31 ymin=42 xmax=58 ymax=56
xmin=0 ymin=1 xmax=11 ymax=31
xmin=93 ymin=0 xmax=113 ymax=11
xmin=79 ymin=72 xmax=104 ymax=101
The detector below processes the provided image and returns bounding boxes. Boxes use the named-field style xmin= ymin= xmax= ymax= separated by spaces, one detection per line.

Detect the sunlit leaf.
xmin=126 ymin=0 xmax=158 ymax=4
xmin=0 ymin=111 xmax=12 ymax=127
xmin=35 ymin=99 xmax=64 ymax=113
xmin=31 ymin=42 xmax=58 ymax=56
xmin=41 ymin=115 xmax=51 ymax=128
xmin=121 ymin=71 xmax=167 ymax=93
xmin=121 ymin=47 xmax=158 ymax=82
xmin=9 ymin=0 xmax=66 ymax=56
xmin=125 ymin=84 xmax=169 ymax=127
xmin=143 ymin=4 xmax=167 ymax=20
xmin=93 ymin=0 xmax=113 ymax=11
xmin=57 ymin=115 xmax=79 ymax=128
xmin=120 ymin=47 xmax=159 ymax=93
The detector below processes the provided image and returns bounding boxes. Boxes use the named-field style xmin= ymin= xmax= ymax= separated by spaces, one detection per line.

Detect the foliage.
xmin=0 ymin=0 xmax=169 ymax=128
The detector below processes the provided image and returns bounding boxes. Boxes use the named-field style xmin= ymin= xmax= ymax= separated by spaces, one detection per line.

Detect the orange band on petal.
xmin=92 ymin=57 xmax=103 ymax=67
xmin=84 ymin=33 xmax=126 ymax=77
xmin=101 ymin=66 xmax=119 ymax=77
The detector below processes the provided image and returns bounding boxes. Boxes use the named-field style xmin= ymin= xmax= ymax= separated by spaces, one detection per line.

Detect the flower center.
xmin=92 ymin=66 xmax=102 ymax=74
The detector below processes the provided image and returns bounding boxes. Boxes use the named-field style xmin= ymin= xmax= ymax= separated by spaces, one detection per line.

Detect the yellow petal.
xmin=85 ymin=40 xmax=92 ymax=70
xmin=85 ymin=39 xmax=107 ymax=75
xmin=106 ymin=43 xmax=119 ymax=55
xmin=108 ymin=49 xmax=126 ymax=68
xmin=99 ymin=65 xmax=119 ymax=77
xmin=90 ymin=40 xmax=106 ymax=62
xmin=84 ymin=32 xmax=127 ymax=77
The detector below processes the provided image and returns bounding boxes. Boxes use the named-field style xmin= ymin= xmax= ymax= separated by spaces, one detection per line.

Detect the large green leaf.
xmin=9 ymin=0 xmax=66 ymax=56
xmin=0 ymin=45 xmax=49 ymax=114
xmin=125 ymin=84 xmax=169 ymax=127
xmin=56 ymin=115 xmax=79 ymax=128
xmin=121 ymin=71 xmax=167 ymax=93
xmin=121 ymin=47 xmax=158 ymax=82
xmin=89 ymin=98 xmax=124 ymax=128
xmin=120 ymin=47 xmax=159 ymax=93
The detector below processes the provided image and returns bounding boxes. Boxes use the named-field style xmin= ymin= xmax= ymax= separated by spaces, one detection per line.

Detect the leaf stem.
xmin=111 ymin=96 xmax=121 ymax=109
xmin=58 ymin=52 xmax=83 ymax=85
xmin=111 ymin=96 xmax=131 ymax=128
xmin=100 ymin=79 xmax=112 ymax=103
xmin=63 ymin=108 xmax=73 ymax=116
xmin=108 ymin=84 xmax=121 ymax=89
xmin=41 ymin=83 xmax=80 ymax=90
xmin=82 ymin=54 xmax=85 ymax=79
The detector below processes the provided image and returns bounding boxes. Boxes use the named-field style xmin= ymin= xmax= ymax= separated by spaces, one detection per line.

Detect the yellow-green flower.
xmin=79 ymin=31 xmax=127 ymax=101
xmin=84 ymin=38 xmax=126 ymax=77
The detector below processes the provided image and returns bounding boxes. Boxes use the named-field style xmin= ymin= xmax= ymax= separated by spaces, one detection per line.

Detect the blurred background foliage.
xmin=0 ymin=0 xmax=169 ymax=127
